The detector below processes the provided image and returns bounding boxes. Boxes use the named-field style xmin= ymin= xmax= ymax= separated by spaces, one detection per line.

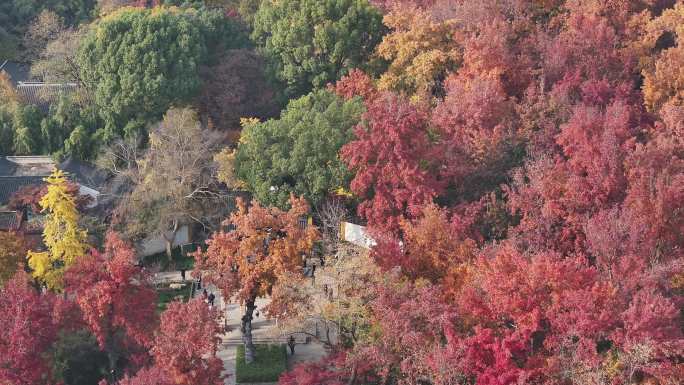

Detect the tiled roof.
xmin=4 ymin=155 xmax=54 ymax=176
xmin=0 ymin=211 xmax=21 ymax=231
xmin=0 ymin=157 xmax=17 ymax=176
xmin=0 ymin=60 xmax=31 ymax=85
xmin=58 ymin=157 xmax=107 ymax=189
xmin=0 ymin=176 xmax=46 ymax=206
xmin=16 ymin=82 xmax=79 ymax=113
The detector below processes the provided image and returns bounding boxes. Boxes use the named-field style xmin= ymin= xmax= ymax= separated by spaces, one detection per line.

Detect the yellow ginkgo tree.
xmin=28 ymin=169 xmax=88 ymax=290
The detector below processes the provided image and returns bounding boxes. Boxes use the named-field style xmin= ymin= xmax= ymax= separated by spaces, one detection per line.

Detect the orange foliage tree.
xmin=194 ymin=196 xmax=319 ymax=363
xmin=0 ymin=232 xmax=27 ymax=286
xmin=375 ymin=5 xmax=461 ymax=101
xmin=372 ymin=204 xmax=476 ymax=290
xmin=639 ymin=2 xmax=684 ymax=112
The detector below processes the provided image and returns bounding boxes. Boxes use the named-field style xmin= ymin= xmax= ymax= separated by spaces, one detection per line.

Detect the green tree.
xmin=41 ymin=97 xmax=75 ymax=154
xmin=252 ymin=0 xmax=385 ymax=97
xmin=41 ymin=96 xmax=101 ymax=159
xmin=0 ymin=0 xmax=94 ymax=59
xmin=51 ymin=330 xmax=109 ymax=385
xmin=78 ymin=6 xmax=244 ymax=140
xmin=0 ymin=107 xmax=14 ymax=154
xmin=234 ymin=90 xmax=363 ymax=208
xmin=12 ymin=104 xmax=44 ymax=155
xmin=62 ymin=125 xmax=94 ymax=160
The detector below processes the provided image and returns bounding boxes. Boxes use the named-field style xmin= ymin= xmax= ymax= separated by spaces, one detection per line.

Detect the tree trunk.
xmin=165 ymin=239 xmax=173 ymax=259
xmin=346 ymin=362 xmax=357 ymax=385
xmin=163 ymin=220 xmax=179 ymax=261
xmin=241 ymin=294 xmax=257 ymax=364
xmin=104 ymin=305 xmax=119 ymax=383
xmin=106 ymin=346 xmax=118 ymax=383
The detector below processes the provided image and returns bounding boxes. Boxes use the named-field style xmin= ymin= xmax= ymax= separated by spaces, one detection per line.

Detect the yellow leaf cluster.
xmin=27 ymin=169 xmax=88 ymax=290
xmin=214 ymin=148 xmax=245 ymax=189
xmin=0 ymin=71 xmax=20 ymax=105
xmin=333 ymin=186 xmax=353 ymax=198
xmin=376 ymin=7 xmax=461 ymax=102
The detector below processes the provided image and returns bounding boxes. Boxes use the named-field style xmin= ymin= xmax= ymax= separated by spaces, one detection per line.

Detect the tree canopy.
xmin=0 ymin=232 xmax=28 ymax=287
xmin=0 ymin=0 xmax=95 ymax=59
xmin=194 ymin=196 xmax=319 ymax=362
xmin=251 ymin=0 xmax=385 ymax=97
xmin=235 ymin=89 xmax=363 ymax=208
xmin=110 ymin=107 xmax=227 ymax=258
xmin=27 ymin=169 xmax=89 ymax=291
xmin=78 ymin=6 xmax=245 ymax=140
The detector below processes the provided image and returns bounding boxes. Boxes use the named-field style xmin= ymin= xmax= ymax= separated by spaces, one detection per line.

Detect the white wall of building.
xmin=340 ymin=221 xmax=376 ymax=249
xmin=138 ymin=225 xmax=191 ymax=257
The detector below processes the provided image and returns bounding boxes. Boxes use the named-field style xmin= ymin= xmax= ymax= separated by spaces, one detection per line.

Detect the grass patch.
xmin=235 ymin=344 xmax=287 ymax=383
xmin=141 ymin=245 xmax=196 ymax=271
xmin=155 ymin=285 xmax=192 ymax=312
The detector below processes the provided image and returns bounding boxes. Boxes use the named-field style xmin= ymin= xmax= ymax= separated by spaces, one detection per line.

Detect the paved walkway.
xmin=154 ymin=271 xmax=328 ymax=385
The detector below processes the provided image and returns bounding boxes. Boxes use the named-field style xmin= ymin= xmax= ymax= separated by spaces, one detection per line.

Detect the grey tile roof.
xmin=58 ymin=157 xmax=107 ymax=189
xmin=16 ymin=82 xmax=78 ymax=113
xmin=0 ymin=157 xmax=17 ymax=176
xmin=0 ymin=176 xmax=46 ymax=206
xmin=0 ymin=60 xmax=31 ymax=85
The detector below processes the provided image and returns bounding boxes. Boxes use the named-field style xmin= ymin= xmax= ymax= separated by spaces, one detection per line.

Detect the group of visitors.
xmin=202 ymin=289 xmax=216 ymax=308
xmin=183 ymin=268 xmax=299 ymax=356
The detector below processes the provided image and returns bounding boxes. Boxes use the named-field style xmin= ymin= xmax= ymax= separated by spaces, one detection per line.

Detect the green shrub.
xmin=235 ymin=344 xmax=287 ymax=383
xmin=51 ymin=329 xmax=109 ymax=385
xmin=155 ymin=285 xmax=192 ymax=312
xmin=141 ymin=245 xmax=196 ymax=271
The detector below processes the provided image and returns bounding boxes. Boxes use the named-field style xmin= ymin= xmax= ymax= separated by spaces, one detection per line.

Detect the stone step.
xmin=222 ymin=336 xmax=308 ymax=346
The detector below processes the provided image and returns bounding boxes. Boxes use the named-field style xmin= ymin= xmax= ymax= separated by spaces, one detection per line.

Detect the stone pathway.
xmin=153 ymin=270 xmax=328 ymax=385
xmin=217 ymin=345 xmax=238 ymax=385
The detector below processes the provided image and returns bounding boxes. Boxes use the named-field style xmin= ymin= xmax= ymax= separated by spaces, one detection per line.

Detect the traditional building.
xmin=0 ymin=156 xmax=104 ymax=232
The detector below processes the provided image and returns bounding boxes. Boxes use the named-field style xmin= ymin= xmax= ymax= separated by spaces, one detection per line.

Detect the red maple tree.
xmin=150 ymin=299 xmax=224 ymax=385
xmin=65 ymin=232 xmax=158 ymax=381
xmin=0 ymin=272 xmax=58 ymax=385
xmin=341 ymin=93 xmax=443 ymax=233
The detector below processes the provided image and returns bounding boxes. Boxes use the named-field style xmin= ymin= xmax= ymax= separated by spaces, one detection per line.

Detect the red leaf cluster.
xmin=0 ymin=272 xmax=58 ymax=385
xmin=149 ymin=299 xmax=224 ymax=385
xmin=65 ymin=232 xmax=158 ymax=371
xmin=317 ymin=2 xmax=684 ymax=384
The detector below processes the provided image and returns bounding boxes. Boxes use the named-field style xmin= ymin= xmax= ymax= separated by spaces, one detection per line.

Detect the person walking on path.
xmin=202 ymin=289 xmax=208 ymax=303
xmin=180 ymin=268 xmax=186 ymax=281
xmin=208 ymin=292 xmax=215 ymax=307
xmin=288 ymin=335 xmax=296 ymax=355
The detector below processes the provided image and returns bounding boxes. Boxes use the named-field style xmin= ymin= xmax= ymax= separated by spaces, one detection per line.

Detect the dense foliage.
xmin=276 ymin=1 xmax=684 ymax=385
xmin=1 ymin=1 xmax=683 ymax=385
xmin=251 ymin=0 xmax=385 ymax=97
xmin=194 ymin=195 xmax=319 ymax=362
xmin=0 ymin=0 xmax=95 ymax=58
xmin=198 ymin=49 xmax=280 ymax=132
xmin=78 ymin=6 xmax=241 ymax=140
xmin=0 ymin=232 xmax=27 ymax=286
xmin=27 ymin=170 xmax=89 ymax=291
xmin=235 ymin=90 xmax=363 ymax=208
